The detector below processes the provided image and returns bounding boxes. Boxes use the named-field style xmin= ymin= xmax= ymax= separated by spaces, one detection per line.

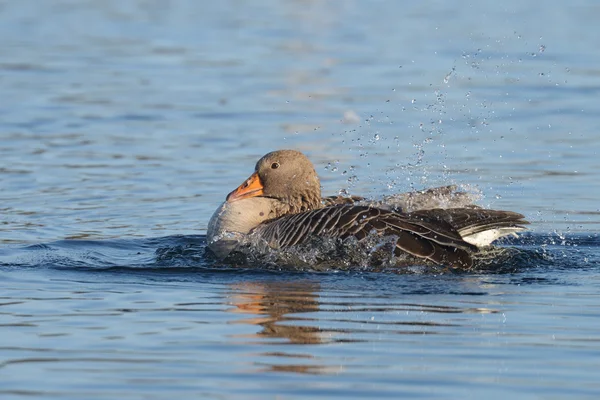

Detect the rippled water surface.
xmin=1 ymin=1 xmax=600 ymax=399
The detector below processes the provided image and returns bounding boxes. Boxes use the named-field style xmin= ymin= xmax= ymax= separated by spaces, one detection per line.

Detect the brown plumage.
xmin=207 ymin=150 xmax=529 ymax=268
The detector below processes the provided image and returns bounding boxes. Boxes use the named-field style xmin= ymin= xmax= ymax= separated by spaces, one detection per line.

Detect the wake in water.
xmin=0 ymin=232 xmax=597 ymax=275
xmin=216 ymin=231 xmax=541 ymax=273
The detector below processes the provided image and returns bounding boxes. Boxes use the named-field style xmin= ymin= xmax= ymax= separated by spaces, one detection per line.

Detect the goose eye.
xmin=271 ymin=162 xmax=280 ymax=169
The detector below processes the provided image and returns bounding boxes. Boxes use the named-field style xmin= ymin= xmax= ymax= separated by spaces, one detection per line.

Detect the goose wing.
xmin=408 ymin=208 xmax=529 ymax=237
xmin=252 ymin=205 xmax=478 ymax=268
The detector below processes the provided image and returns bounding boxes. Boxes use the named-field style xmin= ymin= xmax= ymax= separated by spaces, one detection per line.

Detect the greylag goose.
xmin=207 ymin=150 xmax=528 ymax=268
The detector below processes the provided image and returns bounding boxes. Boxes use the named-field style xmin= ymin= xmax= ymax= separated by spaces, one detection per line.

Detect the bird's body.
xmin=207 ymin=150 xmax=528 ymax=269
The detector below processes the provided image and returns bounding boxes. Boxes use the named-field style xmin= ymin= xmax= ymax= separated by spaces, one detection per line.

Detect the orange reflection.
xmin=227 ymin=280 xmax=323 ymax=345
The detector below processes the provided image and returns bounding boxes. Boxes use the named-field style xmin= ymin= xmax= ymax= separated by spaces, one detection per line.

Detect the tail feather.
xmin=409 ymin=208 xmax=529 ymax=247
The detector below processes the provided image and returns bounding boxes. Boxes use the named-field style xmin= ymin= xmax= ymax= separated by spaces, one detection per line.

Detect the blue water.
xmin=1 ymin=1 xmax=600 ymax=399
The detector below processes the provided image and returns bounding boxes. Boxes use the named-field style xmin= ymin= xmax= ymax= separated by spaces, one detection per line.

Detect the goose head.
xmin=226 ymin=150 xmax=322 ymax=214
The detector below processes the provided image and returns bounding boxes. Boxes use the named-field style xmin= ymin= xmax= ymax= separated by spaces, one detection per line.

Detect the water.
xmin=1 ymin=0 xmax=600 ymax=398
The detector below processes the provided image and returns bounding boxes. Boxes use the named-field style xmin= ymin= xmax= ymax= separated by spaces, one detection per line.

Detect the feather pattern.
xmin=250 ymin=205 xmax=528 ymax=268
xmin=408 ymin=208 xmax=527 ymax=237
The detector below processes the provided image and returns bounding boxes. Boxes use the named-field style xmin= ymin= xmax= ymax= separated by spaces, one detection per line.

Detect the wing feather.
xmin=252 ymin=205 xmax=483 ymax=267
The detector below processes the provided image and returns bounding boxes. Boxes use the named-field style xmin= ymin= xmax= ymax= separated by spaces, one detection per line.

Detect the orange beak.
xmin=226 ymin=172 xmax=264 ymax=202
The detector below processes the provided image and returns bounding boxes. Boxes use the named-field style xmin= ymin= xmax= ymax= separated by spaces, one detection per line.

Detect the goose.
xmin=207 ymin=150 xmax=528 ymax=268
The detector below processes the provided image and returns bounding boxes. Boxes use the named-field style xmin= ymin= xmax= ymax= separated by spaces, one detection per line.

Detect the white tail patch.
xmin=461 ymin=227 xmax=526 ymax=247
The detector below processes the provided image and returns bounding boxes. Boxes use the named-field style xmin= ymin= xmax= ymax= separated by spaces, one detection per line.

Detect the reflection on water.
xmin=224 ymin=278 xmax=506 ymax=375
xmin=228 ymin=280 xmax=332 ymax=374
xmin=228 ymin=278 xmax=504 ymax=342
xmin=228 ymin=281 xmax=323 ymax=345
